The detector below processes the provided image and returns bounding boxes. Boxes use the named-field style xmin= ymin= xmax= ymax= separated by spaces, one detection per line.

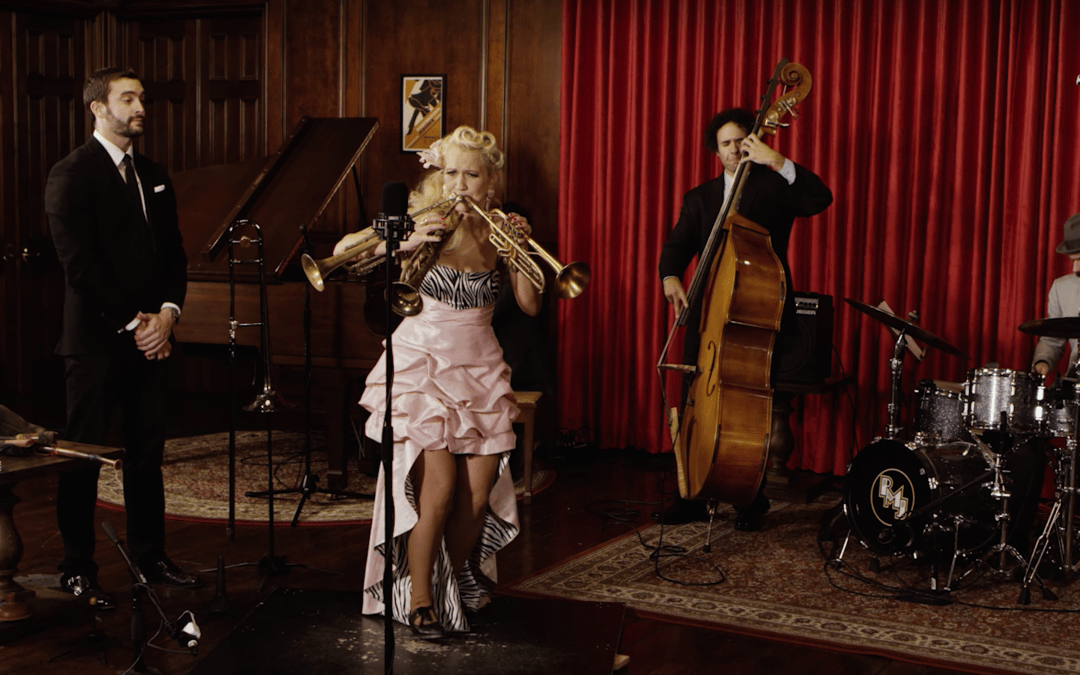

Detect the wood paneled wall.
xmin=0 ymin=0 xmax=562 ymax=420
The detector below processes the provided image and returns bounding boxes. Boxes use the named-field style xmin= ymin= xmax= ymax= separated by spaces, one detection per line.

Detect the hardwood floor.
xmin=0 ymin=443 xmax=968 ymax=675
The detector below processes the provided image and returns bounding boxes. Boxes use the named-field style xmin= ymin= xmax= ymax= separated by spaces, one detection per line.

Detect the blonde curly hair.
xmin=409 ymin=126 xmax=505 ymax=253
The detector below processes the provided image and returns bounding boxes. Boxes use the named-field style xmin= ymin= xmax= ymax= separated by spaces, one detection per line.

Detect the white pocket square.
xmin=154 ymin=184 xmax=165 ymax=193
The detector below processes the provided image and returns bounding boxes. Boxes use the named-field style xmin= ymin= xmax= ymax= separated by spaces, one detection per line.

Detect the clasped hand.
xmin=134 ymin=311 xmax=174 ymax=361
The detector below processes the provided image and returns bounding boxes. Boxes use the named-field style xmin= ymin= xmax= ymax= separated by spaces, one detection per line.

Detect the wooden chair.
xmin=512 ymin=391 xmax=543 ymax=504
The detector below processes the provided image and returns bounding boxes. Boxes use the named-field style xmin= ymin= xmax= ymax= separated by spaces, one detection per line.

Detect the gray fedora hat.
xmin=1056 ymin=213 xmax=1080 ymax=255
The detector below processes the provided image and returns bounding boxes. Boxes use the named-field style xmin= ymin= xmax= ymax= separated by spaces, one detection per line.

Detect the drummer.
xmin=1032 ymin=213 xmax=1080 ymax=377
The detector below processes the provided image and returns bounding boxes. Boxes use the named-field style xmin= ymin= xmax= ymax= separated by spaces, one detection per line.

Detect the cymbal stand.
xmin=1064 ymin=398 xmax=1079 ymax=570
xmin=955 ymin=426 xmax=1050 ymax=602
xmin=885 ymin=327 xmax=910 ymax=438
xmin=1064 ymin=441 xmax=1078 ymax=571
xmin=1022 ymin=441 xmax=1077 ymax=598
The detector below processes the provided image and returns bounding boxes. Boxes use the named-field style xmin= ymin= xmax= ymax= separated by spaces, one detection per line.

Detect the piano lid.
xmin=173 ymin=116 xmax=379 ymax=280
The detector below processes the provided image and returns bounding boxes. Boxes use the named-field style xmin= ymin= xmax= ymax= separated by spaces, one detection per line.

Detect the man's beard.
xmin=107 ymin=112 xmax=144 ymax=138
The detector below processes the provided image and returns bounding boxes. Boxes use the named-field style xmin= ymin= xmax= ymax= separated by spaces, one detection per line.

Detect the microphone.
xmin=176 ymin=610 xmax=201 ymax=655
xmin=374 ymin=182 xmax=413 ymax=245
xmin=381 ymin=181 xmax=409 ymax=218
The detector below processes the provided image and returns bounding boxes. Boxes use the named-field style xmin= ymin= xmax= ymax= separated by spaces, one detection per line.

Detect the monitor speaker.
xmin=777 ymin=293 xmax=833 ymax=385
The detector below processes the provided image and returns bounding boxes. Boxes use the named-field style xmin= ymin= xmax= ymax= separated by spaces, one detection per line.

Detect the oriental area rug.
xmin=511 ymin=498 xmax=1080 ymax=675
xmin=97 ymin=431 xmax=552 ymax=526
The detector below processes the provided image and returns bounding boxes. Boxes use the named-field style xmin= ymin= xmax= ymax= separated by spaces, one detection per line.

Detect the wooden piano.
xmin=171 ymin=117 xmax=384 ymax=490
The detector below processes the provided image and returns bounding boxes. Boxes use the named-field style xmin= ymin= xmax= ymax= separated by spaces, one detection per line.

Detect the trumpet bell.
xmin=300 ymin=253 xmax=327 ymax=292
xmin=389 ymin=282 xmax=423 ymax=317
xmin=555 ymin=261 xmax=591 ymax=299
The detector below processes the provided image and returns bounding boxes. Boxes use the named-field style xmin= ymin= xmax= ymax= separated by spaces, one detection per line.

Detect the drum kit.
xmin=838 ymin=300 xmax=1080 ymax=603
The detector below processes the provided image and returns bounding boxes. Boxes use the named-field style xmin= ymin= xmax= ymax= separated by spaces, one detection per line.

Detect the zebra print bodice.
xmin=418 ymin=264 xmax=500 ymax=310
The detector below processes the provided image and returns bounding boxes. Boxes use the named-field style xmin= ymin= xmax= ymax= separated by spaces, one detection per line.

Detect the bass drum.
xmin=844 ymin=439 xmax=1002 ymax=560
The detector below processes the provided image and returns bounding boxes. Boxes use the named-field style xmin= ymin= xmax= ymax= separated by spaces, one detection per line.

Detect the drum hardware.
xmin=1018 ymin=316 xmax=1080 ymax=573
xmin=941 ymin=429 xmax=1049 ymax=601
xmin=1020 ymin=441 xmax=1079 ymax=603
xmin=1065 ymin=442 xmax=1079 ymax=571
xmin=845 ymin=299 xmax=969 ymax=439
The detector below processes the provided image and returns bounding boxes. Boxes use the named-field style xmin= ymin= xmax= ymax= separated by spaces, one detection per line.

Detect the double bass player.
xmin=656 ymin=107 xmax=833 ymax=529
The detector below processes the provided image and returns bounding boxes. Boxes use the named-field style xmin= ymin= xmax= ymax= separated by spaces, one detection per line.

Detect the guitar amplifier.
xmin=777 ymin=293 xmax=834 ymax=385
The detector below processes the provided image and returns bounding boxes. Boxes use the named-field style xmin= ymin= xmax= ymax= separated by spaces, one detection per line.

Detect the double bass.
xmin=658 ymin=59 xmax=813 ymax=506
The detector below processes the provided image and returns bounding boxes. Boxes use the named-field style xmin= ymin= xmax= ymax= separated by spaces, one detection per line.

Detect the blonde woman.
xmin=336 ymin=126 xmax=540 ymax=638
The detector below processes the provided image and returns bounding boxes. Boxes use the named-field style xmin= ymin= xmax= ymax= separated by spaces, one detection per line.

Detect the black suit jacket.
xmin=46 ymin=136 xmax=187 ymax=356
xmin=659 ymin=162 xmax=832 ymax=283
xmin=659 ymin=162 xmax=832 ymax=369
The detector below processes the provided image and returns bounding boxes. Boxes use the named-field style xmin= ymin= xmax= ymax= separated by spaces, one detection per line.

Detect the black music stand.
xmin=190 ymin=119 xmax=378 ymax=581
xmin=250 ymin=224 xmax=373 ymax=528
xmin=223 ymin=220 xmax=338 ymax=585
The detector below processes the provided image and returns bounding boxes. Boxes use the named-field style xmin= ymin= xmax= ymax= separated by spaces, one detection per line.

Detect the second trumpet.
xmin=478 ymin=202 xmax=591 ymax=300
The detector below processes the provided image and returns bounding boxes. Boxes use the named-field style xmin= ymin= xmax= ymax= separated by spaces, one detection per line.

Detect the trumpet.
xmin=34 ymin=444 xmax=123 ymax=471
xmin=300 ymin=228 xmax=382 ymax=292
xmin=390 ymin=196 xmax=590 ymax=316
xmin=300 ymin=195 xmax=465 ymax=294
xmin=475 ymin=202 xmax=590 ymax=300
xmin=390 ymin=196 xmax=467 ymax=316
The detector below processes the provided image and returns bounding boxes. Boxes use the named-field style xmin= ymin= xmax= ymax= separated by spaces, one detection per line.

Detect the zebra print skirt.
xmin=359 ymin=295 xmax=520 ymax=631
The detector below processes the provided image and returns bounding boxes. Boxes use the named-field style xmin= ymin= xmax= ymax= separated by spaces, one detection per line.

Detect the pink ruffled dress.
xmin=360 ymin=265 xmax=520 ymax=632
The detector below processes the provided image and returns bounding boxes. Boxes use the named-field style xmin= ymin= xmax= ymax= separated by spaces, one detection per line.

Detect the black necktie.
xmin=122 ymin=155 xmax=154 ymax=251
xmin=122 ymin=154 xmax=148 ymax=227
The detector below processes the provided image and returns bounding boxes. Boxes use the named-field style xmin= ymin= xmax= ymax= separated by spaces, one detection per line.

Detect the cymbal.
xmin=844 ymin=298 xmax=969 ymax=359
xmin=1018 ymin=317 xmax=1080 ymax=338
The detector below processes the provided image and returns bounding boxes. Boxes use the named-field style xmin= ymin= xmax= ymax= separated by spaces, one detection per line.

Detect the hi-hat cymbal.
xmin=1018 ymin=317 xmax=1080 ymax=338
xmin=844 ymin=298 xmax=969 ymax=359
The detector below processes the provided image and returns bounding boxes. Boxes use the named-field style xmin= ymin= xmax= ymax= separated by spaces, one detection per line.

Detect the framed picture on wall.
xmin=401 ymin=75 xmax=445 ymax=152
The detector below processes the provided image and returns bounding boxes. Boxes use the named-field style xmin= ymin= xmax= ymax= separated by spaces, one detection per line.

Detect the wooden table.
xmin=0 ymin=441 xmax=123 ymax=622
xmin=765 ymin=376 xmax=856 ymax=503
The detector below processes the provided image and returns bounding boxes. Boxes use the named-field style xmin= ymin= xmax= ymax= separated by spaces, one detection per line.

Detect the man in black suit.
xmin=46 ymin=67 xmax=201 ymax=604
xmin=657 ymin=108 xmax=832 ymax=529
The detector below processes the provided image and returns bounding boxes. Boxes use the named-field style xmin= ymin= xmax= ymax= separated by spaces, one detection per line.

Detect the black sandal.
xmin=408 ymin=606 xmax=445 ymax=639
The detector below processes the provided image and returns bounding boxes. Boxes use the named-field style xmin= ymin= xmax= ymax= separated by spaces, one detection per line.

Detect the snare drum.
xmin=913 ymin=380 xmax=966 ymax=443
xmin=962 ymin=368 xmax=1041 ymax=434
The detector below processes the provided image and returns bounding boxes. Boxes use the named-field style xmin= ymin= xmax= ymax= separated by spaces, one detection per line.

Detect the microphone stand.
xmin=374 ymin=206 xmax=414 ymax=675
xmin=101 ymin=522 xmax=198 ymax=674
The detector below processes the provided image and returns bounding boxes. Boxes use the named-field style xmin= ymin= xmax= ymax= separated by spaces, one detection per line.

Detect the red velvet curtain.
xmin=557 ymin=0 xmax=1080 ymax=474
